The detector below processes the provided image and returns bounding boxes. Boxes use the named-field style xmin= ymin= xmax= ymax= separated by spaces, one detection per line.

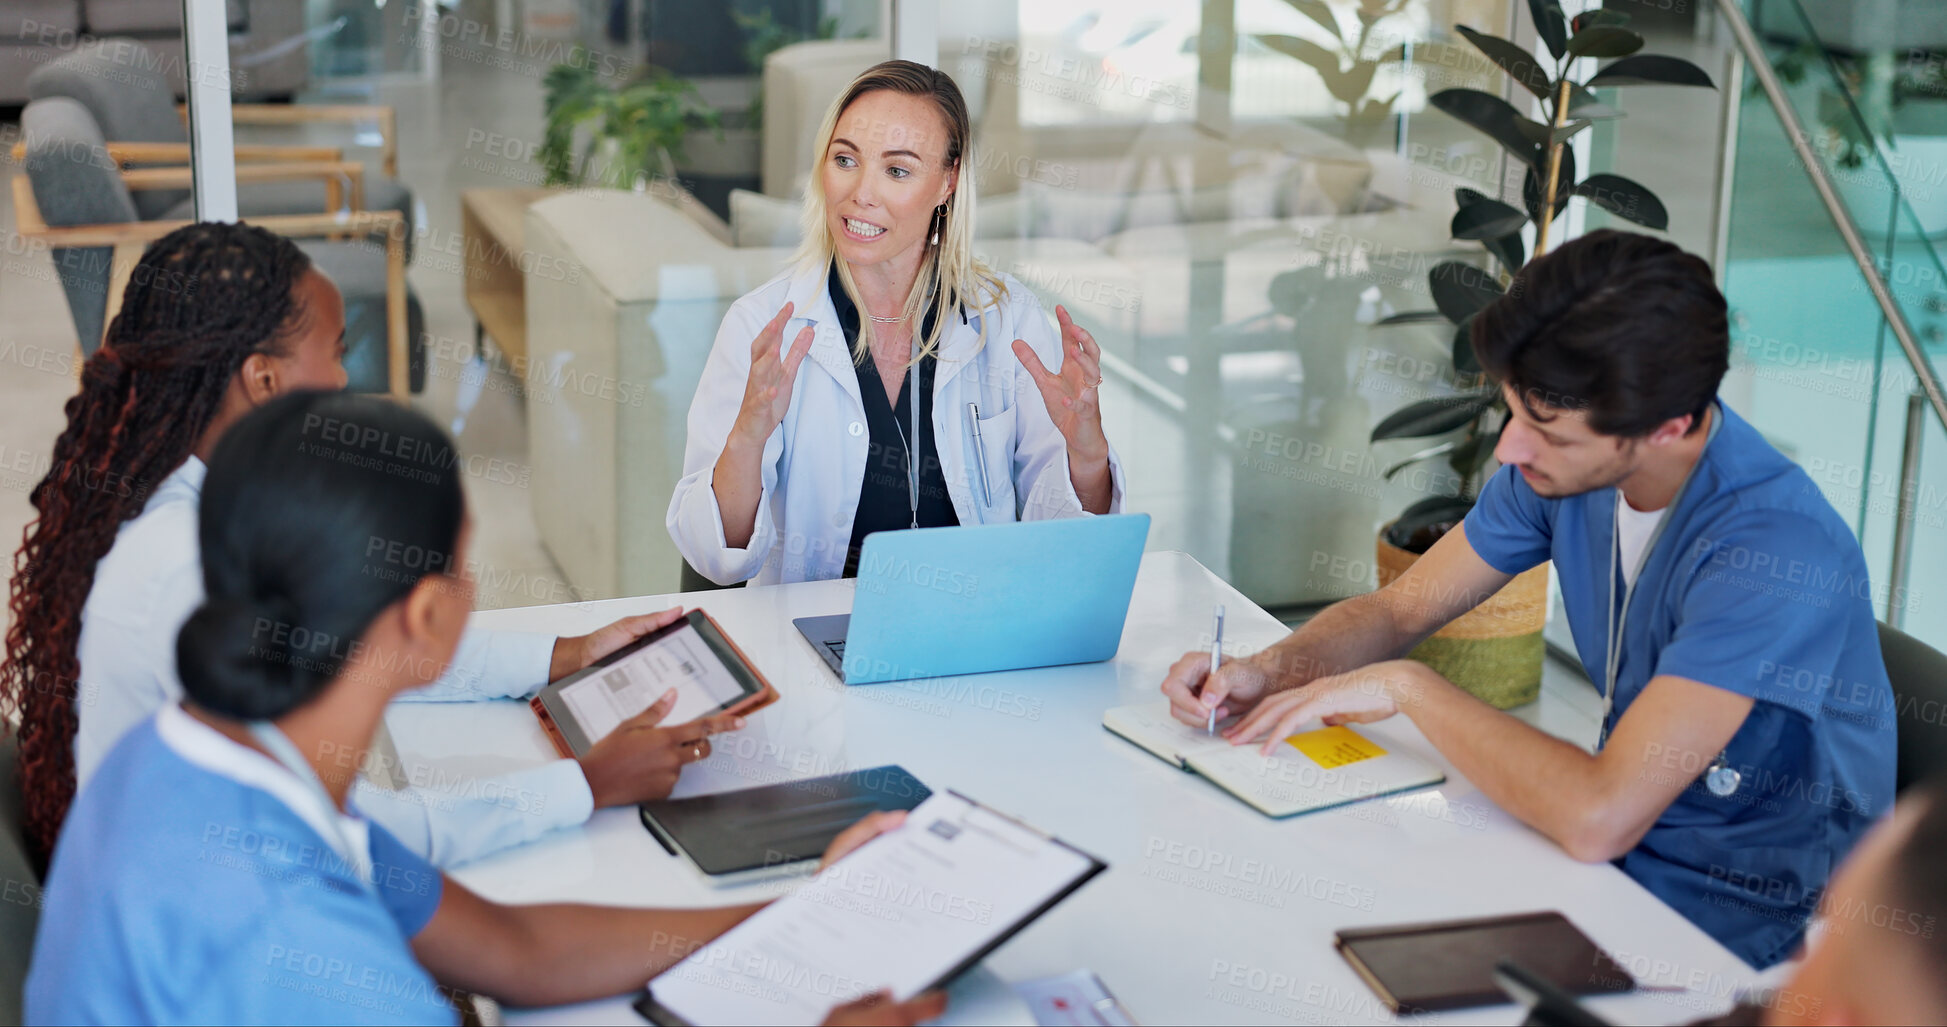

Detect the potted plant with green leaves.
xmin=1256 ymin=0 xmax=1416 ymax=147
xmin=1365 ymin=1 xmax=1715 ymax=708
xmin=656 ymin=10 xmax=846 ymax=217
xmin=540 ymin=63 xmax=720 ymax=191
xmin=734 ymin=8 xmax=840 ymax=126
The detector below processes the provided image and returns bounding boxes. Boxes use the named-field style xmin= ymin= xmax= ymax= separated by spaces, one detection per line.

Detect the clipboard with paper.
xmin=635 ymin=791 xmax=1106 ymax=1027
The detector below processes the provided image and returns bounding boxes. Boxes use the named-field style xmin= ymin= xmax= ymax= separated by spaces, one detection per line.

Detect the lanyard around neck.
xmin=881 ymin=328 xmax=921 ymax=531
xmin=1599 ymin=405 xmax=1723 ymax=747
xmin=906 ymin=332 xmax=920 ymax=529
xmin=248 ymin=721 xmax=373 ymax=886
xmin=856 ymin=275 xmax=929 ymax=532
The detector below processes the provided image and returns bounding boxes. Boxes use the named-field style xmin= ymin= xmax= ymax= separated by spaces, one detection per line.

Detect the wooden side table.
xmin=460 ymin=187 xmax=561 ymax=367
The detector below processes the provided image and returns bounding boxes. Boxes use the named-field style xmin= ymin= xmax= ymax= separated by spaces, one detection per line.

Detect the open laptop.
xmin=794 ymin=514 xmax=1150 ymax=684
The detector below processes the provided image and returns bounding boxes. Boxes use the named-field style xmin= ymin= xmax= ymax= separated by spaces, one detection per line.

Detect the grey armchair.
xmin=0 ymin=0 xmax=310 ymax=104
xmin=26 ymin=37 xmax=420 ymax=256
xmin=19 ymin=96 xmax=423 ymax=394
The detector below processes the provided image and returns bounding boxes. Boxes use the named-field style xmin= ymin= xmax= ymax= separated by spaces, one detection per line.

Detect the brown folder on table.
xmin=1335 ymin=911 xmax=1636 ymax=1013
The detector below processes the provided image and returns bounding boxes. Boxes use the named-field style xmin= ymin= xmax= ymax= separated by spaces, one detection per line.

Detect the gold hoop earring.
xmin=930 ymin=204 xmax=947 ymax=246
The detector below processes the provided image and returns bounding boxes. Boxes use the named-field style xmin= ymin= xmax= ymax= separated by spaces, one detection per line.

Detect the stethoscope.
xmin=870 ymin=306 xmax=1001 ymax=527
xmin=867 ymin=293 xmax=1006 ymax=528
xmin=1599 ymin=406 xmax=1740 ymax=799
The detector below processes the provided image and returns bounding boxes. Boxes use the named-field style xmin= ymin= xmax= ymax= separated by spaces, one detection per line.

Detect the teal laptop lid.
xmin=838 ymin=514 xmax=1150 ymax=684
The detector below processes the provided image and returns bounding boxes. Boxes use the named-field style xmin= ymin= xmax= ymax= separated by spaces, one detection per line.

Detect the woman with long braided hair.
xmin=1 ymin=222 xmax=744 ymax=868
xmin=2 ymin=222 xmax=346 ymax=862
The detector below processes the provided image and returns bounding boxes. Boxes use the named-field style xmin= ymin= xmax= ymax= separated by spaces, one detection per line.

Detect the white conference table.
xmin=387 ymin=551 xmax=1762 ymax=1026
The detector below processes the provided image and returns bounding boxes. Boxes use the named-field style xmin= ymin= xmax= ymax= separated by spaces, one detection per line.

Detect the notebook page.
xmin=1186 ymin=728 xmax=1444 ymax=817
xmin=1102 ymin=702 xmax=1235 ymax=766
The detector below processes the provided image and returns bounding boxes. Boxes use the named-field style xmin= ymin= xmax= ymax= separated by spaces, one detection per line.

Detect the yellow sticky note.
xmin=1288 ymin=725 xmax=1387 ymax=769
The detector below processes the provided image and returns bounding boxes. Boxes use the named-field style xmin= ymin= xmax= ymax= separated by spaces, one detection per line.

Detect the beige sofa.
xmin=761 ymin=38 xmax=889 ymax=199
xmin=522 ymin=188 xmax=781 ymax=601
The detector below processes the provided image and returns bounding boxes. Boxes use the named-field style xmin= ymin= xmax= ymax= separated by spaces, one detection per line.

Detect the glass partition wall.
xmin=936 ymin=0 xmax=1517 ymax=609
xmin=1722 ymin=0 xmax=1947 ymax=651
xmin=148 ymin=0 xmax=1541 ymax=613
xmin=14 ymin=0 xmax=1934 ymax=705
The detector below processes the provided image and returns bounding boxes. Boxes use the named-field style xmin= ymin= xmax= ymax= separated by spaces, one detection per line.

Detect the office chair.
xmin=680 ymin=559 xmax=744 ymax=593
xmin=17 ymin=96 xmax=422 ymax=393
xmin=1880 ymin=621 xmax=1947 ymax=793
xmin=0 ymin=727 xmax=42 ymax=1023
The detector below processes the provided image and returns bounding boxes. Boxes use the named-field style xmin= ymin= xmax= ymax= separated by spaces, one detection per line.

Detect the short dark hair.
xmin=176 ymin=391 xmax=465 ymax=720
xmin=1471 ymin=229 xmax=1728 ymax=437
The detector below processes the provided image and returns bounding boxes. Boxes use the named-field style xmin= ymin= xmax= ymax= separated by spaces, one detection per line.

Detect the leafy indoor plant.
xmin=540 ymin=63 xmax=720 ymax=190
xmin=1364 ymin=1 xmax=1716 ymax=707
xmin=1257 ymin=0 xmax=1417 ymax=147
xmin=734 ymin=8 xmax=839 ymax=126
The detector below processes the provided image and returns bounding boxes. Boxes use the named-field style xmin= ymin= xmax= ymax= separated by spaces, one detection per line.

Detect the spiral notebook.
xmin=1102 ymin=702 xmax=1445 ymax=817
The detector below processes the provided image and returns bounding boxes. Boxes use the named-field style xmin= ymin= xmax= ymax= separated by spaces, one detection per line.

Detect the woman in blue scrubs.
xmin=24 ymin=391 xmax=940 ymax=1026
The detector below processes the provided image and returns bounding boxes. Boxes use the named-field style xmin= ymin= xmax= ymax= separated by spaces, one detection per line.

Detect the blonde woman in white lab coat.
xmin=668 ymin=60 xmax=1126 ymax=586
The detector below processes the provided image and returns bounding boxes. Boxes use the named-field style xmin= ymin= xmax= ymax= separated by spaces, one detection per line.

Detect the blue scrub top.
xmin=1463 ymin=401 xmax=1895 ymax=969
xmin=26 ymin=714 xmax=456 ymax=1025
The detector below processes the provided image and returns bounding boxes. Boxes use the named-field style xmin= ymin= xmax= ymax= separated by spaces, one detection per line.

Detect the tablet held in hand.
xmin=532 ymin=609 xmax=778 ymax=759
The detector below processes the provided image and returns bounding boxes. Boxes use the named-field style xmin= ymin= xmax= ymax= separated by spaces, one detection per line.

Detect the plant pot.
xmin=1375 ymin=527 xmax=1547 ymax=709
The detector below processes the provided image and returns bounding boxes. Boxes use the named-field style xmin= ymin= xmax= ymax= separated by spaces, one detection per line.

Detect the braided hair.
xmin=1 ymin=222 xmax=315 ymax=864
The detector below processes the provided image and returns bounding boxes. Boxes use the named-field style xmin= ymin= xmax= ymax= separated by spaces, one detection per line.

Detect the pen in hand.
xmin=1206 ymin=604 xmax=1225 ymax=736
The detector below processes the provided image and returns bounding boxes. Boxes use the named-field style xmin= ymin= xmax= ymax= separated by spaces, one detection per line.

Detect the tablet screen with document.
xmin=531 ymin=610 xmax=777 ymax=759
xmin=636 ymin=791 xmax=1106 ymax=1027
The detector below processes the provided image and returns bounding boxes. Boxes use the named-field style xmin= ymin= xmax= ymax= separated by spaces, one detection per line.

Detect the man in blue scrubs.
xmin=1162 ymin=230 xmax=1895 ymax=969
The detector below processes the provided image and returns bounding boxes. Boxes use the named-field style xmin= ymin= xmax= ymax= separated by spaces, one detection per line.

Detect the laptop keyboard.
xmin=824 ymin=640 xmax=846 ymax=660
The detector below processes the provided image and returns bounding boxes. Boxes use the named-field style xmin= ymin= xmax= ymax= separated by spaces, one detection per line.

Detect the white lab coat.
xmin=669 ymin=262 xmax=1127 ymax=585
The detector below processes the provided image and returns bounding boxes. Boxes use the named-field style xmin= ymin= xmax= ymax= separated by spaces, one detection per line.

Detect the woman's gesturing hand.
xmin=1012 ymin=304 xmax=1109 ymax=466
xmin=732 ymin=303 xmax=817 ymax=447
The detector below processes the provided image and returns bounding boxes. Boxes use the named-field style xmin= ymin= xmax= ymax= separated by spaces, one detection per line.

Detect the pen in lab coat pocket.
xmin=968 ymin=402 xmax=994 ymax=506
